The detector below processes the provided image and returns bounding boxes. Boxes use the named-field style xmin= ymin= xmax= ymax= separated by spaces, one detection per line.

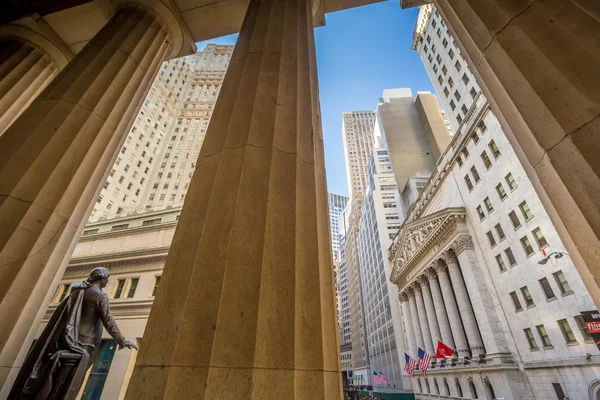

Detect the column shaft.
xmin=435 ymin=0 xmax=600 ymax=307
xmin=401 ymin=299 xmax=417 ymax=356
xmin=446 ymin=259 xmax=485 ymax=355
xmin=436 ymin=266 xmax=469 ymax=357
xmin=414 ymin=286 xmax=434 ymax=355
xmin=0 ymin=7 xmax=169 ymax=389
xmin=420 ymin=277 xmax=441 ymax=350
xmin=125 ymin=0 xmax=341 ymax=397
xmin=408 ymin=292 xmax=424 ymax=351
xmin=428 ymin=271 xmax=455 ymax=350
xmin=0 ymin=41 xmax=56 ymax=135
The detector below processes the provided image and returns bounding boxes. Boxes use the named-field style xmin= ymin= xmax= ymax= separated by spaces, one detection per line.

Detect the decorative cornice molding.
xmin=390 ymin=208 xmax=466 ymax=285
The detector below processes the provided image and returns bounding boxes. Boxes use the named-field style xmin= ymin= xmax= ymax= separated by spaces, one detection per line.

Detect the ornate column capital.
xmin=411 ymin=280 xmax=422 ymax=292
xmin=432 ymin=259 xmax=446 ymax=272
xmin=425 ymin=267 xmax=437 ymax=279
xmin=440 ymin=250 xmax=458 ymax=265
xmin=418 ymin=274 xmax=429 ymax=285
xmin=451 ymin=235 xmax=474 ymax=255
xmin=399 ymin=292 xmax=408 ymax=302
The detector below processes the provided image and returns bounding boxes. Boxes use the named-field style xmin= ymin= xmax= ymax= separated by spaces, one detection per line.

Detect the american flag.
xmin=404 ymin=353 xmax=416 ymax=377
xmin=379 ymin=371 xmax=389 ymax=385
xmin=373 ymin=370 xmax=380 ymax=384
xmin=418 ymin=348 xmax=431 ymax=375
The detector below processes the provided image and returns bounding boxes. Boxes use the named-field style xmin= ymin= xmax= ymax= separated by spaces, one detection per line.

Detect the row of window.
xmin=524 ymin=314 xmax=590 ymax=351
xmin=54 ymin=276 xmax=162 ymax=304
xmin=508 ymin=271 xmax=572 ymax=313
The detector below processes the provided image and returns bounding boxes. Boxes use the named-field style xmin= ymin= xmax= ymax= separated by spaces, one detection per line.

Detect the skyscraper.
xmin=342 ymin=110 xmax=377 ymax=214
xmin=90 ymin=44 xmax=234 ymax=221
xmin=328 ymin=193 xmax=349 ymax=263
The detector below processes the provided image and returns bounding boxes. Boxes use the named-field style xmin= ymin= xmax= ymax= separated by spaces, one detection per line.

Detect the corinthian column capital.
xmin=399 ymin=292 xmax=408 ymax=302
xmin=451 ymin=235 xmax=474 ymax=255
xmin=440 ymin=250 xmax=458 ymax=265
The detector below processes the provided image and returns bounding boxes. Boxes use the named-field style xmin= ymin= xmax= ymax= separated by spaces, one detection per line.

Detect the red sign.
xmin=586 ymin=321 xmax=600 ymax=334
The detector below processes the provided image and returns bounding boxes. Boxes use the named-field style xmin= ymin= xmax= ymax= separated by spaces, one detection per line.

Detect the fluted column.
xmin=0 ymin=7 xmax=171 ymax=390
xmin=407 ymin=288 xmax=424 ymax=352
xmin=441 ymin=251 xmax=485 ymax=356
xmin=414 ymin=281 xmax=434 ymax=355
xmin=434 ymin=260 xmax=470 ymax=358
xmin=0 ymin=41 xmax=57 ymax=135
xmin=125 ymin=0 xmax=341 ymax=397
xmin=400 ymin=292 xmax=417 ymax=357
xmin=426 ymin=267 xmax=455 ymax=350
xmin=419 ymin=274 xmax=440 ymax=351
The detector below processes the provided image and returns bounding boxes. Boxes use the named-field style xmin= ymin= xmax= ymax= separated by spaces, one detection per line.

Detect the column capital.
xmin=399 ymin=292 xmax=408 ymax=302
xmin=440 ymin=250 xmax=458 ymax=265
xmin=451 ymin=235 xmax=474 ymax=255
xmin=418 ymin=274 xmax=429 ymax=285
xmin=425 ymin=267 xmax=437 ymax=279
xmin=432 ymin=259 xmax=446 ymax=272
xmin=411 ymin=280 xmax=422 ymax=292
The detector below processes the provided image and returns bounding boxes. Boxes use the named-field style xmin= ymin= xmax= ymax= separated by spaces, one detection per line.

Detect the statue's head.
xmin=87 ymin=267 xmax=110 ymax=288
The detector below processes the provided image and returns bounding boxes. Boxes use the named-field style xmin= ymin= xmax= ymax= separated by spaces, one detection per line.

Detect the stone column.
xmin=400 ymin=292 xmax=417 ymax=357
xmin=414 ymin=281 xmax=434 ymax=355
xmin=434 ymin=0 xmax=600 ymax=307
xmin=0 ymin=7 xmax=171 ymax=390
xmin=434 ymin=260 xmax=469 ymax=358
xmin=426 ymin=266 xmax=455 ymax=350
xmin=124 ymin=0 xmax=341 ymax=397
xmin=419 ymin=274 xmax=441 ymax=351
xmin=0 ymin=41 xmax=57 ymax=135
xmin=441 ymin=251 xmax=485 ymax=356
xmin=407 ymin=288 xmax=424 ymax=351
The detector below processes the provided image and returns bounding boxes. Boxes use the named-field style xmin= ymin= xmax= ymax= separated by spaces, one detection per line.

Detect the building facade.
xmin=357 ymin=148 xmax=406 ymax=390
xmin=90 ymin=44 xmax=233 ymax=221
xmin=386 ymin=6 xmax=600 ymax=399
xmin=329 ymin=193 xmax=349 ymax=263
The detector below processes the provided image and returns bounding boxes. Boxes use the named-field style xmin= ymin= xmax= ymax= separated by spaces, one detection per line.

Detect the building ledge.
xmin=400 ymin=0 xmax=432 ymax=9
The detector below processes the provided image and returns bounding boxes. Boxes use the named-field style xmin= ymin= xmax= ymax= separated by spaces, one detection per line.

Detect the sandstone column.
xmin=426 ymin=267 xmax=455 ymax=350
xmin=433 ymin=0 xmax=600 ymax=307
xmin=399 ymin=292 xmax=417 ymax=356
xmin=434 ymin=260 xmax=469 ymax=358
xmin=441 ymin=251 xmax=484 ymax=356
xmin=419 ymin=274 xmax=441 ymax=351
xmin=414 ymin=282 xmax=434 ymax=355
xmin=0 ymin=41 xmax=57 ymax=135
xmin=124 ymin=0 xmax=341 ymax=397
xmin=0 ymin=7 xmax=171 ymax=389
xmin=407 ymin=288 xmax=425 ymax=352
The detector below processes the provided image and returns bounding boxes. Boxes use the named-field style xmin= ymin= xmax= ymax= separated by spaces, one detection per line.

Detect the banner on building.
xmin=581 ymin=310 xmax=600 ymax=350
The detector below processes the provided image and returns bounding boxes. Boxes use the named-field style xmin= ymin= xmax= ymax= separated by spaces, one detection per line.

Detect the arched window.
xmin=484 ymin=377 xmax=496 ymax=399
xmin=417 ymin=378 xmax=422 ymax=393
xmin=456 ymin=378 xmax=463 ymax=397
xmin=469 ymin=378 xmax=478 ymax=399
xmin=444 ymin=378 xmax=450 ymax=396
xmin=434 ymin=378 xmax=440 ymax=395
xmin=425 ymin=378 xmax=431 ymax=394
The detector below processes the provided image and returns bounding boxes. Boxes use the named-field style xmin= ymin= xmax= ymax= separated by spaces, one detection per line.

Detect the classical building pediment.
xmin=390 ymin=207 xmax=466 ymax=284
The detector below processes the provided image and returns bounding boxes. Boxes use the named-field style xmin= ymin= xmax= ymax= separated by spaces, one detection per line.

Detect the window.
xmin=481 ymin=151 xmax=492 ymax=169
xmin=455 ymin=379 xmax=463 ymax=397
xmin=539 ymin=277 xmax=556 ymax=300
xmin=496 ymin=254 xmax=507 ymax=272
xmin=519 ymin=201 xmax=534 ymax=220
xmin=521 ymin=286 xmax=535 ymax=307
xmin=464 ymin=175 xmax=473 ymax=191
xmin=521 ymin=236 xmax=535 ymax=257
xmin=536 ymin=324 xmax=552 ymax=347
xmin=469 ymin=379 xmax=478 ymax=399
xmin=509 ymin=211 xmax=521 ymax=229
xmin=484 ymin=197 xmax=494 ymax=212
xmin=552 ymin=383 xmax=566 ymax=400
xmin=58 ymin=284 xmax=71 ymax=303
xmin=449 ymin=49 xmax=455 ymax=59
xmin=462 ymin=73 xmax=470 ymax=85
xmin=83 ymin=229 xmax=99 ymax=236
xmin=532 ymin=227 xmax=548 ymax=248
xmin=505 ymin=173 xmax=518 ymax=190
xmin=488 ymin=140 xmax=501 ymax=158
xmin=461 ymin=104 xmax=468 ymax=115
xmin=553 ymin=271 xmax=572 ymax=295
xmin=470 ymin=87 xmax=477 ymax=99
xmin=476 ymin=205 xmax=485 ymax=220
xmin=558 ymin=319 xmax=577 ymax=344
xmin=450 ymin=100 xmax=456 ymax=111
xmin=456 ymin=115 xmax=463 ymax=124
xmin=462 ymin=148 xmax=469 ymax=159
xmin=448 ymin=77 xmax=454 ymax=87
xmin=442 ymin=65 xmax=448 ymax=75
xmin=524 ymin=328 xmax=538 ymax=349
xmin=454 ymin=90 xmax=461 ymax=101
xmin=505 ymin=247 xmax=517 ymax=266
xmin=127 ymin=278 xmax=139 ymax=298
xmin=575 ymin=315 xmax=593 ymax=341
xmin=111 ymin=224 xmax=129 ymax=231
xmin=495 ymin=223 xmax=506 ymax=241
xmin=455 ymin=60 xmax=462 ymax=72
xmin=443 ymin=87 xmax=449 ymax=97
xmin=437 ymin=75 xmax=443 ymax=84
xmin=457 ymin=155 xmax=463 ymax=167
xmin=114 ymin=279 xmax=126 ymax=299
xmin=510 ymin=291 xmax=523 ymax=311
xmin=471 ymin=132 xmax=479 ymax=144
xmin=496 ymin=183 xmax=507 ymax=200
xmin=486 ymin=231 xmax=497 ymax=247
xmin=470 ymin=166 xmax=480 ymax=183
xmin=151 ymin=276 xmax=161 ymax=297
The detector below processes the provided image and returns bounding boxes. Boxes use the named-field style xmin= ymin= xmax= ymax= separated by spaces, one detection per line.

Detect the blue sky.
xmin=196 ymin=0 xmax=435 ymax=198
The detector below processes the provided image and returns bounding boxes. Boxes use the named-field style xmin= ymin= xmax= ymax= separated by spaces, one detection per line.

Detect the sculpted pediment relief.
xmin=389 ymin=207 xmax=466 ymax=284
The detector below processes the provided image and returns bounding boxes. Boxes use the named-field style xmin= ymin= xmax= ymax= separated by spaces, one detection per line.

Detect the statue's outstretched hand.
xmin=119 ymin=339 xmax=138 ymax=350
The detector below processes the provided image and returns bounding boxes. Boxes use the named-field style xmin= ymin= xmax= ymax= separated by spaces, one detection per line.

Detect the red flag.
xmin=435 ymin=340 xmax=454 ymax=359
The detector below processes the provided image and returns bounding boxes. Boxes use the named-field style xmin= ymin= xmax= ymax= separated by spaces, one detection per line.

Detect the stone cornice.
xmin=68 ymin=246 xmax=170 ymax=269
xmin=78 ymin=222 xmax=177 ymax=242
xmin=390 ymin=207 xmax=466 ymax=285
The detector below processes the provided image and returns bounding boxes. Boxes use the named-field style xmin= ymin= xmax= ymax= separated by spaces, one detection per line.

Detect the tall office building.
xmin=89 ymin=44 xmax=234 ymax=221
xmin=328 ymin=193 xmax=349 ymax=262
xmin=357 ymin=148 xmax=405 ymax=390
xmin=342 ymin=110 xmax=377 ymax=214
xmin=388 ymin=5 xmax=600 ymax=399
xmin=337 ymin=204 xmax=353 ymax=385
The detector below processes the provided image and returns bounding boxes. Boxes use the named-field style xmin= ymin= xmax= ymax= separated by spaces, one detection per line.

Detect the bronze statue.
xmin=9 ymin=267 xmax=137 ymax=400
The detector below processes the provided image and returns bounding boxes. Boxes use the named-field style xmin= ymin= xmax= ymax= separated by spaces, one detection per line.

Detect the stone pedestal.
xmin=0 ymin=7 xmax=169 ymax=390
xmin=0 ymin=41 xmax=56 ymax=135
xmin=124 ymin=0 xmax=341 ymax=397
